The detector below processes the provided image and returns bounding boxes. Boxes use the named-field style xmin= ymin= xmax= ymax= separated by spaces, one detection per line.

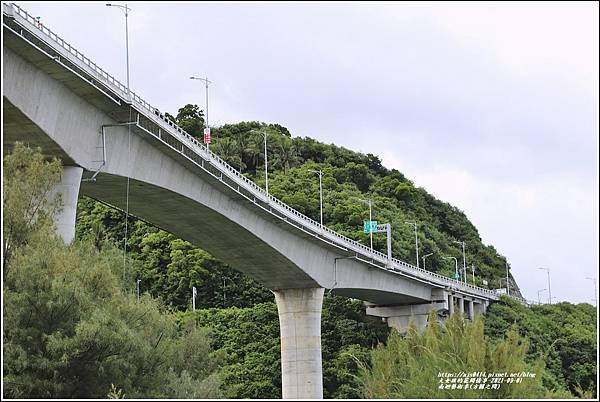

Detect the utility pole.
xmin=308 ymin=169 xmax=324 ymax=227
xmin=405 ymin=221 xmax=419 ymax=268
xmin=136 ymin=279 xmax=141 ymax=303
xmin=192 ymin=286 xmax=197 ymax=311
xmin=538 ymin=267 xmax=552 ymax=304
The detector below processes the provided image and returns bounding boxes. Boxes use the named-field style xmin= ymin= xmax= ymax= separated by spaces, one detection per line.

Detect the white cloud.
xmin=378 ymin=152 xmax=599 ymax=303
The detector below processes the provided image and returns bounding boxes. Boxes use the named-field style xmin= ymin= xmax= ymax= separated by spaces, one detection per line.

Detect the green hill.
xmin=73 ymin=108 xmax=536 ymax=398
xmin=79 ymin=111 xmax=522 ymax=298
xmin=4 ymin=121 xmax=595 ymax=399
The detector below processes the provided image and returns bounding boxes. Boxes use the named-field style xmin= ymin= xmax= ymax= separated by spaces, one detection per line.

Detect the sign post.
xmin=363 ymin=220 xmax=377 ymax=234
xmin=363 ymin=221 xmax=393 ymax=266
xmin=203 ymin=127 xmax=211 ymax=146
xmin=376 ymin=223 xmax=392 ymax=267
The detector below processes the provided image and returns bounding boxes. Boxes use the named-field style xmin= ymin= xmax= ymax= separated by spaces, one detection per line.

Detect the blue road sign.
xmin=363 ymin=220 xmax=378 ymax=234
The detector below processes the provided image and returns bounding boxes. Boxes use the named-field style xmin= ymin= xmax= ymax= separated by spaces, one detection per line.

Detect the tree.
xmin=181 ymin=303 xmax=282 ymax=399
xmin=232 ymin=129 xmax=251 ymax=170
xmin=246 ymin=132 xmax=266 ymax=173
xmin=2 ymin=142 xmax=62 ymax=268
xmin=67 ymin=114 xmax=592 ymax=397
xmin=274 ymin=137 xmax=299 ymax=174
xmin=485 ymin=296 xmax=597 ymax=397
xmin=2 ymin=145 xmax=224 ymax=399
xmin=212 ymin=137 xmax=244 ymax=170
xmin=321 ymin=295 xmax=389 ymax=398
xmin=359 ymin=312 xmax=566 ymax=399
xmin=174 ymin=104 xmax=205 ymax=138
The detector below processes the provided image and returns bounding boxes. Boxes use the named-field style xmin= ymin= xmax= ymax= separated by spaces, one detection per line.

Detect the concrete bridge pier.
xmin=273 ymin=287 xmax=324 ymax=399
xmin=365 ymin=302 xmax=446 ymax=334
xmin=387 ymin=314 xmax=429 ymax=333
xmin=458 ymin=296 xmax=465 ymax=315
xmin=473 ymin=301 xmax=488 ymax=316
xmin=448 ymin=293 xmax=455 ymax=315
xmin=48 ymin=166 xmax=83 ymax=244
xmin=466 ymin=299 xmax=474 ymax=320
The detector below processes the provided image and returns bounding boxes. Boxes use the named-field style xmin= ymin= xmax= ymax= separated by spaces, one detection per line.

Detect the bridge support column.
xmin=365 ymin=302 xmax=446 ymax=334
xmin=466 ymin=299 xmax=474 ymax=320
xmin=448 ymin=294 xmax=455 ymax=315
xmin=458 ymin=297 xmax=465 ymax=315
xmin=274 ymin=287 xmax=324 ymax=399
xmin=387 ymin=314 xmax=429 ymax=333
xmin=473 ymin=301 xmax=487 ymax=316
xmin=48 ymin=166 xmax=83 ymax=244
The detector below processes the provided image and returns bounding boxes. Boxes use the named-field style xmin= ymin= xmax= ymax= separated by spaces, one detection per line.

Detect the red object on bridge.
xmin=203 ymin=127 xmax=211 ymax=144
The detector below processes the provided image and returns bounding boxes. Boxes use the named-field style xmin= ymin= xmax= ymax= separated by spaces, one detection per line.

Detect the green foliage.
xmin=359 ymin=312 xmax=562 ymax=399
xmin=67 ymin=115 xmax=596 ymax=398
xmin=321 ymin=295 xmax=389 ymax=398
xmin=2 ymin=146 xmax=223 ymax=399
xmin=76 ymin=197 xmax=273 ymax=311
xmin=207 ymin=121 xmax=520 ymax=291
xmin=180 ymin=303 xmax=282 ymax=398
xmin=175 ymin=295 xmax=390 ymax=399
xmin=485 ymin=296 xmax=597 ymax=397
xmin=3 ymin=142 xmax=62 ymax=267
xmin=174 ymin=103 xmax=205 ymax=139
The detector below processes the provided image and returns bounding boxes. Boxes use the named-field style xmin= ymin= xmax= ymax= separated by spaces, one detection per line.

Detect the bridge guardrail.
xmin=5 ymin=2 xmax=504 ymax=301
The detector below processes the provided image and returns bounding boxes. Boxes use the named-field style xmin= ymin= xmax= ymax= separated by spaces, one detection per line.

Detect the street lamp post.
xmin=454 ymin=240 xmax=467 ymax=284
xmin=443 ymin=256 xmax=459 ymax=281
xmin=308 ymin=169 xmax=324 ymax=227
xmin=537 ymin=288 xmax=547 ymax=304
xmin=538 ymin=267 xmax=552 ymax=304
xmin=471 ymin=264 xmax=475 ymax=284
xmin=192 ymin=286 xmax=197 ymax=311
xmin=405 ymin=221 xmax=420 ymax=268
xmin=189 ymin=76 xmax=212 ymax=148
xmin=106 ymin=3 xmax=133 ymax=283
xmin=422 ymin=252 xmax=433 ymax=270
xmin=505 ymin=260 xmax=510 ymax=296
xmin=106 ymin=3 xmax=131 ymax=101
xmin=585 ymin=277 xmax=597 ymax=307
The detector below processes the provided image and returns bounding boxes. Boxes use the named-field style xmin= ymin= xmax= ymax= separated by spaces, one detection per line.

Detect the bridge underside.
xmin=331 ymin=288 xmax=425 ymax=305
xmin=3 ymin=98 xmax=74 ymax=164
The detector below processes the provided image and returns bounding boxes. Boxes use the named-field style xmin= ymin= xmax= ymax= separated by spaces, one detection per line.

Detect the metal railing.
xmin=4 ymin=2 xmax=506 ymax=301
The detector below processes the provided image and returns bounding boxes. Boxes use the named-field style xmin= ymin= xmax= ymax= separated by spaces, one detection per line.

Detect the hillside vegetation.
xmin=4 ymin=105 xmax=595 ymax=398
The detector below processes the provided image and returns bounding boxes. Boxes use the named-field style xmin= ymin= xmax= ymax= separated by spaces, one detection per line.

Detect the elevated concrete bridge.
xmin=3 ymin=3 xmax=506 ymax=398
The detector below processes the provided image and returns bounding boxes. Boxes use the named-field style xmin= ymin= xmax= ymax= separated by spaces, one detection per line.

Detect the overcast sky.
xmin=18 ymin=1 xmax=599 ymax=304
